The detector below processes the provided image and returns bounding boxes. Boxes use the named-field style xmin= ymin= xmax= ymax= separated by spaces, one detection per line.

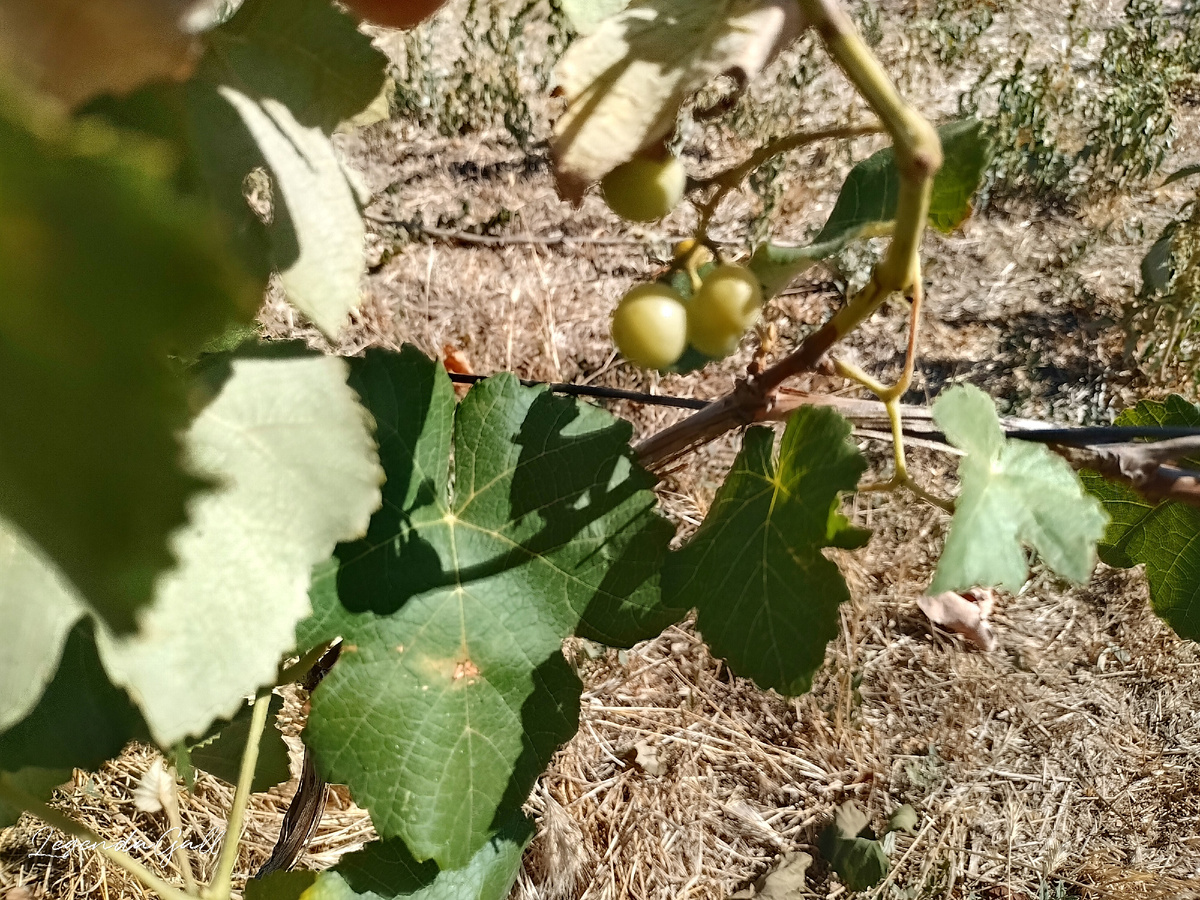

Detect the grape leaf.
xmin=245 ymin=871 xmax=319 ymax=900
xmin=196 ymin=0 xmax=387 ymax=336
xmin=0 ymin=520 xmax=86 ymax=733
xmin=87 ymin=0 xmax=388 ymax=339
xmin=187 ymin=694 xmax=292 ymax=794
xmin=0 ymin=90 xmax=258 ymax=632
xmin=0 ymin=619 xmax=145 ymax=773
xmin=929 ymin=385 xmax=1108 ymax=594
xmin=1081 ymin=396 xmax=1200 ymax=641
xmin=97 ymin=349 xmax=383 ymax=746
xmin=0 ymin=0 xmax=196 ymax=108
xmin=818 ymin=801 xmax=889 ymax=892
xmin=750 ymin=119 xmax=991 ymax=298
xmin=551 ymin=0 xmax=802 ymax=202
xmin=294 ymin=812 xmax=533 ymax=900
xmin=663 ymin=406 xmax=869 ymax=696
xmin=302 ymin=347 xmax=679 ymax=867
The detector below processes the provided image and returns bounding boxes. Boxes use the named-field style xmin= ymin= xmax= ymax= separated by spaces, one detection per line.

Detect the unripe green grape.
xmin=601 ymin=155 xmax=686 ymax=223
xmin=611 ymin=283 xmax=689 ymax=369
xmin=686 ymin=265 xmax=764 ymax=359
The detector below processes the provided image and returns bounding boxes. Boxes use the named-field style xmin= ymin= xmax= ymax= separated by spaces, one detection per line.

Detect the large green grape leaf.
xmin=929 ymin=385 xmax=1108 ymax=594
xmin=663 ymin=406 xmax=869 ymax=696
xmin=96 ymin=349 xmax=383 ymax=746
xmin=0 ymin=91 xmax=258 ymax=632
xmin=1081 ymin=395 xmax=1200 ymax=641
xmin=302 ymin=347 xmax=679 ymax=868
xmin=0 ymin=619 xmax=146 ymax=773
xmin=87 ymin=0 xmax=388 ymax=339
xmin=750 ymin=119 xmax=991 ymax=298
xmin=287 ymin=812 xmax=533 ymax=900
xmin=551 ymin=0 xmax=803 ymax=202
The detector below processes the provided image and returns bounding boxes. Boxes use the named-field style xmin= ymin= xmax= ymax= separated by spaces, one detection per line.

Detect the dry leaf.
xmin=917 ymin=588 xmax=998 ymax=651
xmin=732 ymin=851 xmax=813 ymax=899
xmin=622 ymin=740 xmax=666 ymax=776
xmin=132 ymin=759 xmax=172 ymax=813
xmin=551 ymin=0 xmax=804 ymax=202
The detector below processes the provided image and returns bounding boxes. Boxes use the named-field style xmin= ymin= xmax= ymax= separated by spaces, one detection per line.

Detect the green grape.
xmin=686 ymin=265 xmax=763 ymax=359
xmin=601 ymin=154 xmax=686 ymax=223
xmin=611 ymin=282 xmax=689 ymax=369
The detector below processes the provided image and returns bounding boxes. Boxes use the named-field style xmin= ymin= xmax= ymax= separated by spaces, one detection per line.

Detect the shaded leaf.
xmin=818 ymin=801 xmax=888 ymax=892
xmin=0 ymin=618 xmax=145 ymax=773
xmin=301 ymin=812 xmax=533 ymax=900
xmin=0 ymin=520 xmax=86 ymax=733
xmin=663 ymin=406 xmax=868 ymax=696
xmin=551 ymin=0 xmax=802 ymax=202
xmin=750 ymin=120 xmax=990 ymax=298
xmin=816 ymin=119 xmax=990 ymax=244
xmin=245 ymin=871 xmax=319 ymax=900
xmin=98 ymin=349 xmax=383 ymax=746
xmin=302 ymin=347 xmax=678 ymax=867
xmin=1081 ymin=395 xmax=1200 ymax=641
xmin=0 ymin=768 xmax=73 ymax=829
xmin=188 ymin=694 xmax=292 ymax=793
xmin=886 ymin=804 xmax=918 ymax=835
xmin=0 ymin=91 xmax=257 ymax=632
xmin=1141 ymin=222 xmax=1176 ymax=294
xmin=88 ymin=0 xmax=388 ymax=339
xmin=929 ymin=385 xmax=1108 ymax=595
xmin=0 ymin=0 xmax=196 ymax=107
xmin=1163 ymin=163 xmax=1200 ymax=186
xmin=732 ymin=851 xmax=812 ymax=900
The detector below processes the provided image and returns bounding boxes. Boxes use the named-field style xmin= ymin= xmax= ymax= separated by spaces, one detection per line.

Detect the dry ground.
xmin=5 ymin=1 xmax=1200 ymax=899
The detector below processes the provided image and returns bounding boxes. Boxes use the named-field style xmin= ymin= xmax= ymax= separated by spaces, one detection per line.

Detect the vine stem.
xmin=693 ymin=123 xmax=883 ymax=235
xmin=205 ymin=692 xmax=271 ymax=900
xmin=0 ymin=775 xmax=195 ymax=900
xmin=164 ymin=765 xmax=199 ymax=895
xmin=636 ymin=0 xmax=942 ymax=471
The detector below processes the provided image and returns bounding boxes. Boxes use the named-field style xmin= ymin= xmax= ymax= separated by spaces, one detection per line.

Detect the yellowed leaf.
xmin=0 ymin=0 xmax=198 ymax=108
xmin=551 ymin=0 xmax=804 ymax=202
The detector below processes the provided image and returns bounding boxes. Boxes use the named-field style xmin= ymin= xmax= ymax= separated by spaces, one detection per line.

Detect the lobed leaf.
xmin=293 ymin=812 xmax=532 ymax=900
xmin=185 ymin=694 xmax=292 ymax=794
xmin=301 ymin=347 xmax=680 ymax=867
xmin=551 ymin=0 xmax=802 ymax=202
xmin=1081 ymin=395 xmax=1200 ymax=641
xmin=87 ymin=0 xmax=388 ymax=339
xmin=97 ymin=349 xmax=383 ymax=746
xmin=0 ymin=91 xmax=258 ymax=632
xmin=0 ymin=520 xmax=87 ymax=733
xmin=929 ymin=385 xmax=1108 ymax=595
xmin=663 ymin=406 xmax=869 ymax=696
xmin=0 ymin=619 xmax=145 ymax=773
xmin=750 ymin=119 xmax=991 ymax=298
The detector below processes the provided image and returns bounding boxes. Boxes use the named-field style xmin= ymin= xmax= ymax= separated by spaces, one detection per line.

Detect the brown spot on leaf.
xmin=453 ymin=659 xmax=481 ymax=681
